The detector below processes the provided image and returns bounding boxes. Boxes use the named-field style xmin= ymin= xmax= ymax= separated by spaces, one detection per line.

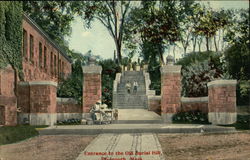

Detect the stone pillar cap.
xmin=160 ymin=65 xmax=181 ymax=74
xmin=166 ymin=55 xmax=175 ymax=65
xmin=88 ymin=56 xmax=96 ymax=65
xmin=207 ymin=79 xmax=237 ymax=87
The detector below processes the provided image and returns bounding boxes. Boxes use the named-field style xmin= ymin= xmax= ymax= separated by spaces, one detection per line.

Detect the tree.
xmin=0 ymin=2 xmax=23 ymax=97
xmin=76 ymin=1 xmax=131 ymax=64
xmin=23 ymin=1 xmax=81 ymax=50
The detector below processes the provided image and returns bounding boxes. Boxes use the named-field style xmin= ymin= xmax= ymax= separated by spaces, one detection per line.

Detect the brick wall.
xmin=22 ymin=15 xmax=71 ymax=82
xmin=57 ymin=98 xmax=81 ymax=113
xmin=17 ymin=82 xmax=30 ymax=113
xmin=181 ymin=97 xmax=208 ymax=113
xmin=56 ymin=98 xmax=82 ymax=121
xmin=29 ymin=83 xmax=57 ymax=113
xmin=208 ymin=80 xmax=237 ymax=125
xmin=0 ymin=66 xmax=17 ymax=126
xmin=148 ymin=96 xmax=161 ymax=115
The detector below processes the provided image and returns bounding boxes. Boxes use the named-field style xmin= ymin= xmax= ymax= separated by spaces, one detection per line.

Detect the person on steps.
xmin=125 ymin=81 xmax=131 ymax=94
xmin=133 ymin=80 xmax=138 ymax=94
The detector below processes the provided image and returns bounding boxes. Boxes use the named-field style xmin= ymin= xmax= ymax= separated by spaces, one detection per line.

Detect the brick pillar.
xmin=0 ymin=66 xmax=17 ymax=126
xmin=160 ymin=56 xmax=182 ymax=123
xmin=29 ymin=81 xmax=57 ymax=126
xmin=82 ymin=57 xmax=102 ymax=117
xmin=17 ymin=82 xmax=30 ymax=124
xmin=208 ymin=80 xmax=237 ymax=125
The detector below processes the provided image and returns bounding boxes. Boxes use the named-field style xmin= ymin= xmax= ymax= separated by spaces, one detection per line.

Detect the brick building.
xmin=22 ymin=14 xmax=72 ymax=81
xmin=0 ymin=14 xmax=72 ymax=126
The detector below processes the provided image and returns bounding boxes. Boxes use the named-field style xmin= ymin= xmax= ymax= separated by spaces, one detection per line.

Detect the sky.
xmin=66 ymin=1 xmax=249 ymax=60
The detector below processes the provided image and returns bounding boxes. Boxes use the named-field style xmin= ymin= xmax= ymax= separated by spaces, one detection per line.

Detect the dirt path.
xmin=158 ymin=132 xmax=250 ymax=160
xmin=1 ymin=133 xmax=250 ymax=160
xmin=0 ymin=135 xmax=95 ymax=160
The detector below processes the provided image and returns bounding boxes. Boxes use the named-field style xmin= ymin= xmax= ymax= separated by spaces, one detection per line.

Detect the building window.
xmin=29 ymin=34 xmax=34 ymax=63
xmin=44 ymin=46 xmax=47 ymax=69
xmin=22 ymin=29 xmax=27 ymax=59
xmin=59 ymin=59 xmax=61 ymax=79
xmin=0 ymin=74 xmax=1 ymax=95
xmin=39 ymin=42 xmax=43 ymax=68
xmin=54 ymin=55 xmax=57 ymax=77
xmin=50 ymin=52 xmax=53 ymax=75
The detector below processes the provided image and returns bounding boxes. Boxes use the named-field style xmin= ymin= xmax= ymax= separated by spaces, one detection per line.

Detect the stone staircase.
xmin=113 ymin=71 xmax=147 ymax=109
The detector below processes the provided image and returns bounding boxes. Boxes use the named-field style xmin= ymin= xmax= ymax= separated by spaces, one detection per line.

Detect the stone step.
xmin=39 ymin=124 xmax=237 ymax=135
xmin=113 ymin=120 xmax=163 ymax=124
xmin=116 ymin=106 xmax=146 ymax=109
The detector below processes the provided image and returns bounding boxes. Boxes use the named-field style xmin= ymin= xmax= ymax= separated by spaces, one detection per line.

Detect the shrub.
xmin=57 ymin=59 xmax=83 ymax=104
xmin=181 ymin=60 xmax=222 ymax=97
xmin=57 ymin=118 xmax=81 ymax=125
xmin=237 ymin=80 xmax=250 ymax=105
xmin=172 ymin=110 xmax=209 ymax=124
xmin=177 ymin=51 xmax=223 ymax=97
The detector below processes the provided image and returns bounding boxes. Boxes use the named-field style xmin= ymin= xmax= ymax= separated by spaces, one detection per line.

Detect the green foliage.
xmin=0 ymin=1 xmax=23 ymax=79
xmin=224 ymin=42 xmax=250 ymax=80
xmin=172 ymin=111 xmax=209 ymax=124
xmin=23 ymin=1 xmax=78 ymax=48
xmin=57 ymin=118 xmax=81 ymax=125
xmin=224 ymin=8 xmax=249 ymax=45
xmin=177 ymin=51 xmax=223 ymax=97
xmin=237 ymin=80 xmax=250 ymax=105
xmin=182 ymin=60 xmax=222 ymax=97
xmin=234 ymin=115 xmax=250 ymax=130
xmin=57 ymin=60 xmax=83 ymax=104
xmin=99 ymin=59 xmax=120 ymax=107
xmin=0 ymin=125 xmax=47 ymax=145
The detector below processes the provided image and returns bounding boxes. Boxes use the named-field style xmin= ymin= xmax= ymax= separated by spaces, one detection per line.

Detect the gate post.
xmin=82 ymin=57 xmax=102 ymax=118
xmin=207 ymin=80 xmax=237 ymax=124
xmin=160 ymin=56 xmax=182 ymax=123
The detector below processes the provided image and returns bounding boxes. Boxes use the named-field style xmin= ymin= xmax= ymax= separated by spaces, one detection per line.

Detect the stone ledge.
xmin=57 ymin=97 xmax=78 ymax=104
xmin=208 ymin=112 xmax=237 ymax=125
xmin=160 ymin=65 xmax=182 ymax=74
xmin=18 ymin=81 xmax=57 ymax=87
xmin=82 ymin=65 xmax=102 ymax=74
xmin=207 ymin=80 xmax=237 ymax=88
xmin=148 ymin=96 xmax=161 ymax=100
xmin=181 ymin=97 xmax=208 ymax=103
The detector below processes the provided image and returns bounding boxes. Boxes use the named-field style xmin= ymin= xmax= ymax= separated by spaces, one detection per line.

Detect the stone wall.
xmin=181 ymin=97 xmax=208 ymax=113
xmin=57 ymin=98 xmax=82 ymax=121
xmin=208 ymin=80 xmax=237 ymax=125
xmin=0 ymin=66 xmax=17 ymax=126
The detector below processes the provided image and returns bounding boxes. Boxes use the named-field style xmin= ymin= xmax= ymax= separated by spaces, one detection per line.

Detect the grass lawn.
xmin=0 ymin=125 xmax=48 ymax=145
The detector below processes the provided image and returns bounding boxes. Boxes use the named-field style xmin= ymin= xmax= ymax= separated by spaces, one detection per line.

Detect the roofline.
xmin=23 ymin=13 xmax=72 ymax=63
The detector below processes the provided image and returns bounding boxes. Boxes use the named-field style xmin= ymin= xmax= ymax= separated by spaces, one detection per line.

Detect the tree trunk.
xmin=158 ymin=44 xmax=165 ymax=65
xmin=183 ymin=47 xmax=187 ymax=56
xmin=13 ymin=67 xmax=18 ymax=97
xmin=206 ymin=37 xmax=209 ymax=51
xmin=217 ymin=30 xmax=221 ymax=52
xmin=114 ymin=39 xmax=122 ymax=64
xmin=214 ymin=36 xmax=218 ymax=52
xmin=221 ymin=29 xmax=225 ymax=51
xmin=192 ymin=36 xmax=197 ymax=53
